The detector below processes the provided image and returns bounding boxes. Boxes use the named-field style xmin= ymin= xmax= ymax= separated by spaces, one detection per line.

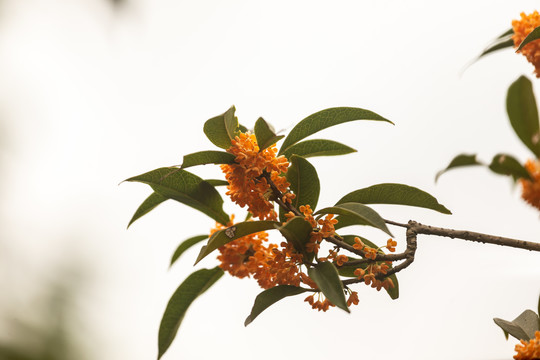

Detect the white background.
xmin=0 ymin=1 xmax=538 ymax=359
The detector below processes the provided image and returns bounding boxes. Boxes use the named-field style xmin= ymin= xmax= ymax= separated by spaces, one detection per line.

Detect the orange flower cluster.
xmin=353 ymin=237 xmax=395 ymax=291
xmin=221 ymin=132 xmax=294 ymax=220
xmin=520 ymin=159 xmax=540 ymax=211
xmin=296 ymin=205 xmax=339 ymax=254
xmin=512 ymin=11 xmax=540 ymax=78
xmin=214 ymin=219 xmax=316 ymax=290
xmin=514 ymin=331 xmax=540 ymax=360
xmin=304 ymin=294 xmax=335 ymax=312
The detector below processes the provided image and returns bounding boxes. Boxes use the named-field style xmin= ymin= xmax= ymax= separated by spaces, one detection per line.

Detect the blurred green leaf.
xmin=308 ymin=262 xmax=349 ymax=312
xmin=488 ymin=153 xmax=532 ymax=181
xmin=279 ymin=107 xmax=393 ymax=155
xmin=281 ymin=139 xmax=356 ymax=160
xmin=181 ymin=151 xmax=235 ymax=169
xmin=244 ymin=285 xmax=309 ymax=326
xmin=478 ymin=29 xmax=514 ymax=58
xmin=170 ymin=235 xmax=208 ymax=267
xmin=158 ymin=267 xmax=224 ymax=359
xmin=507 ymin=76 xmax=540 ymax=157
xmin=275 ymin=216 xmax=314 ymax=261
xmin=493 ymin=310 xmax=539 ymax=341
xmin=203 ymin=106 xmax=239 ymax=149
xmin=517 ymin=26 xmax=540 ymax=51
xmin=195 ymin=221 xmax=279 ymax=264
xmin=336 ymin=183 xmax=451 ymax=214
xmin=315 ymin=203 xmax=392 ymax=236
xmin=238 ymin=124 xmax=249 ymax=133
xmin=435 ymin=154 xmax=483 ymax=181
xmin=128 ymin=192 xmax=168 ymax=228
xmin=287 ymin=155 xmax=320 ymax=211
xmin=254 ymin=117 xmax=285 ymax=151
xmin=125 ymin=168 xmax=229 ymax=225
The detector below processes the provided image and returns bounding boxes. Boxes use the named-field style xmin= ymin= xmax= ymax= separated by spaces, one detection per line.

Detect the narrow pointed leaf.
xmin=279 ymin=107 xmax=393 ymax=155
xmin=195 ymin=221 xmax=279 ymax=264
xmin=507 ymin=76 xmax=540 ymax=157
xmin=275 ymin=216 xmax=314 ymax=261
xmin=493 ymin=310 xmax=540 ymax=341
xmin=244 ymin=285 xmax=309 ymax=326
xmin=203 ymin=106 xmax=238 ymax=149
xmin=158 ymin=267 xmax=224 ymax=359
xmin=287 ymin=155 xmax=320 ymax=210
xmin=125 ymin=168 xmax=229 ymax=225
xmin=170 ymin=235 xmax=208 ymax=267
xmin=315 ymin=203 xmax=392 ymax=236
xmin=478 ymin=36 xmax=514 ymax=59
xmin=488 ymin=154 xmax=532 ymax=181
xmin=254 ymin=117 xmax=285 ymax=151
xmin=517 ymin=26 xmax=540 ymax=51
xmin=308 ymin=262 xmax=349 ymax=312
xmin=435 ymin=154 xmax=483 ymax=181
xmin=128 ymin=192 xmax=168 ymax=228
xmin=282 ymin=139 xmax=356 ymax=160
xmin=181 ymin=151 xmax=235 ymax=169
xmin=336 ymin=183 xmax=451 ymax=214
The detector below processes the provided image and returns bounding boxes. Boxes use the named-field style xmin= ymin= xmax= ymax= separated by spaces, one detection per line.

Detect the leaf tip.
xmin=244 ymin=316 xmax=253 ymax=327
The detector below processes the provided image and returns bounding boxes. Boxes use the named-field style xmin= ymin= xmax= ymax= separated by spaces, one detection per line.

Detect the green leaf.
xmin=315 ymin=203 xmax=393 ymax=237
xmin=275 ymin=216 xmax=314 ymax=261
xmin=517 ymin=26 xmax=540 ymax=51
xmin=281 ymin=139 xmax=356 ymax=160
xmin=244 ymin=285 xmax=309 ymax=326
xmin=158 ymin=267 xmax=224 ymax=359
xmin=507 ymin=76 xmax=540 ymax=157
xmin=181 ymin=151 xmax=235 ymax=169
xmin=195 ymin=220 xmax=279 ymax=264
xmin=478 ymin=35 xmax=514 ymax=59
xmin=435 ymin=154 xmax=483 ymax=181
xmin=493 ymin=310 xmax=540 ymax=341
xmin=125 ymin=168 xmax=229 ymax=225
xmin=488 ymin=153 xmax=532 ymax=181
xmin=203 ymin=106 xmax=239 ymax=149
xmin=127 ymin=192 xmax=168 ymax=228
xmin=204 ymin=179 xmax=229 ymax=187
xmin=287 ymin=155 xmax=320 ymax=210
xmin=339 ymin=235 xmax=399 ymax=300
xmin=308 ymin=262 xmax=349 ymax=312
xmin=238 ymin=124 xmax=249 ymax=133
xmin=336 ymin=183 xmax=451 ymax=214
xmin=254 ymin=117 xmax=285 ymax=151
xmin=279 ymin=107 xmax=393 ymax=155
xmin=170 ymin=235 xmax=208 ymax=267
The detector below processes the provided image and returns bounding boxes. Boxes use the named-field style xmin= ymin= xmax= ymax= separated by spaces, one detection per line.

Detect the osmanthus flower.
xmin=220 ymin=132 xmax=295 ymax=220
xmin=520 ymin=159 xmax=540 ymax=211
xmin=514 ymin=330 xmax=540 ymax=360
xmin=512 ymin=11 xmax=540 ymax=77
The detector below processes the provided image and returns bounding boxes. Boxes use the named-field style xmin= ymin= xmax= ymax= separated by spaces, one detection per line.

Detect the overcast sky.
xmin=0 ymin=1 xmax=539 ymax=359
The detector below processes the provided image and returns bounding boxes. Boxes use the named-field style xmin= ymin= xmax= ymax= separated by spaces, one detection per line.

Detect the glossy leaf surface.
xmin=244 ymin=285 xmax=309 ymax=326
xmin=336 ymin=183 xmax=451 ymax=214
xmin=181 ymin=150 xmax=235 ymax=169
xmin=126 ymin=168 xmax=230 ymax=225
xmin=254 ymin=117 xmax=284 ymax=151
xmin=170 ymin=235 xmax=208 ymax=267
xmin=287 ymin=155 xmax=320 ymax=211
xmin=281 ymin=139 xmax=356 ymax=159
xmin=195 ymin=220 xmax=279 ymax=264
xmin=158 ymin=267 xmax=224 ymax=359
xmin=315 ymin=203 xmax=392 ymax=236
xmin=128 ymin=192 xmax=168 ymax=228
xmin=308 ymin=262 xmax=349 ymax=312
xmin=435 ymin=154 xmax=483 ymax=181
xmin=203 ymin=106 xmax=238 ymax=149
xmin=279 ymin=107 xmax=393 ymax=155
xmin=507 ymin=76 xmax=540 ymax=157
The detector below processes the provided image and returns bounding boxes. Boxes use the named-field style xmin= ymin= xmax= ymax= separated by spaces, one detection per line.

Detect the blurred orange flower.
xmin=512 ymin=11 xmax=540 ymax=77
xmin=520 ymin=159 xmax=540 ymax=211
